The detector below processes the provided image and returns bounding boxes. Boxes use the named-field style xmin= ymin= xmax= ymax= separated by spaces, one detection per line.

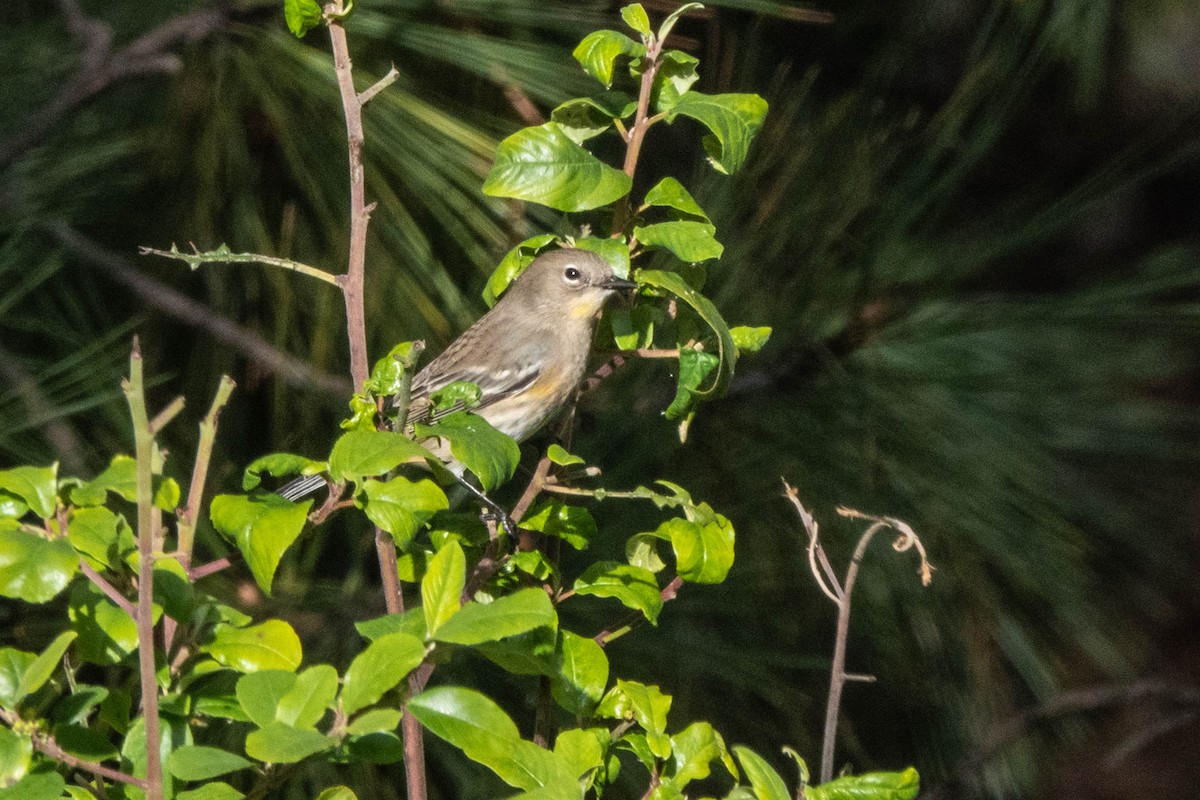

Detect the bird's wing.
xmin=402 ymin=361 xmax=542 ymax=428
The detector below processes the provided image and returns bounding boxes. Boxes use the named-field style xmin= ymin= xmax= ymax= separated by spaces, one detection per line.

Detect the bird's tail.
xmin=277 ymin=474 xmax=327 ymax=502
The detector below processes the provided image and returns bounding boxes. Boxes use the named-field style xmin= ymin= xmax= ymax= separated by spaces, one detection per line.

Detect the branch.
xmin=177 ymin=376 xmax=236 ymax=571
xmin=594 ymin=576 xmax=684 ymax=647
xmin=139 ymin=245 xmax=339 ymax=288
xmin=79 ymin=560 xmax=135 ymax=618
xmin=611 ymin=36 xmax=665 ymax=233
xmin=0 ymin=707 xmax=146 ymax=789
xmin=358 ymin=66 xmax=399 ymax=107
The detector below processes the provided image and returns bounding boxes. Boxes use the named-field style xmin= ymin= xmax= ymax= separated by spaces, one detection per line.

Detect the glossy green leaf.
xmin=209 ymin=494 xmax=311 ymax=595
xmin=665 ymin=348 xmax=720 ymax=421
xmin=668 ymin=722 xmax=735 ymax=788
xmin=283 ymin=0 xmax=322 ymax=38
xmin=204 ymin=620 xmax=302 ymax=673
xmin=572 ymin=30 xmax=645 ymax=88
xmin=634 ymin=221 xmax=723 ymax=263
xmin=626 ymin=532 xmax=666 ymax=572
xmin=51 ymin=724 xmax=117 ymax=762
xmin=0 ymin=771 xmax=64 ymax=800
xmin=314 ymin=788 xmax=358 ymax=800
xmin=69 ymin=455 xmax=137 ymax=507
xmin=0 ymin=523 xmax=78 ymax=603
xmin=549 ymin=94 xmax=635 ymax=144
xmin=50 ymin=684 xmax=108 ymax=725
xmin=636 ymin=269 xmax=735 ymax=396
xmin=659 ymin=515 xmax=735 ymax=583
xmin=600 ymin=680 xmax=672 ymax=758
xmin=733 ymin=745 xmax=790 ymax=800
xmin=276 ymin=665 xmax=338 ymax=728
xmin=474 ymin=627 xmax=558 ymax=676
xmin=16 ymin=631 xmax=76 ymax=700
xmin=67 ymin=583 xmax=139 ymax=665
xmin=236 ymin=670 xmax=296 ymax=727
xmin=0 ymin=727 xmax=31 ymax=786
xmin=658 ymin=2 xmax=704 ymax=40
xmin=665 ymin=91 xmax=768 ymax=174
xmin=644 ymin=177 xmax=709 ymax=221
xmin=520 ymin=501 xmax=597 ymax=550
xmin=483 ymin=123 xmax=633 ymax=212
xmin=67 ymin=506 xmax=130 ymax=569
xmin=546 ymin=444 xmax=584 ymax=467
xmin=168 ymin=745 xmax=252 ymax=781
xmin=573 ymin=561 xmax=662 ymax=623
xmin=346 ymin=708 xmax=402 ymax=736
xmin=620 ymin=4 xmax=651 ymax=36
xmin=652 ymin=50 xmax=701 ymax=113
xmin=575 ymin=235 xmax=632 ymax=278
xmin=177 ymin=783 xmax=244 ymax=800
xmin=362 ymin=476 xmax=448 ymax=549
xmin=434 ymin=588 xmax=557 ymax=645
xmin=328 ymin=430 xmax=431 ymax=482
xmin=241 ymin=453 xmax=324 ymax=491
xmin=365 ymin=341 xmax=423 ymax=396
xmin=0 ymin=466 xmax=56 ymax=520
xmin=806 ymin=768 xmax=920 ymax=800
xmin=551 ymin=631 xmax=609 ymax=715
xmin=0 ymin=493 xmax=25 ymax=519
xmin=430 ymin=381 xmax=483 ymax=414
xmin=730 ymin=326 xmax=772 ymax=353
xmin=341 ymin=633 xmax=425 ymax=715
xmin=415 ymin=413 xmax=520 ymax=492
xmin=553 ymin=727 xmax=606 ymax=780
xmin=422 ymin=540 xmax=465 ymax=635
xmin=0 ymin=649 xmax=34 ymax=709
xmin=244 ymin=721 xmax=333 ymax=764
xmin=483 ymin=234 xmax=557 ymax=307
xmin=355 ymin=609 xmax=426 ymax=642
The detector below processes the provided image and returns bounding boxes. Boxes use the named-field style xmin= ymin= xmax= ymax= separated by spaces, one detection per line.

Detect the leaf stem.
xmin=139 ymin=246 xmax=339 ymax=288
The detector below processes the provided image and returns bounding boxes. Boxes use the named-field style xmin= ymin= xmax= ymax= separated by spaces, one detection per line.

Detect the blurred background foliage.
xmin=3 ymin=0 xmax=1199 ymax=798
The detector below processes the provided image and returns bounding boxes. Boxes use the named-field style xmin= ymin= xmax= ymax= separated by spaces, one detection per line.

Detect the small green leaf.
xmin=730 ymin=326 xmax=772 ymax=353
xmin=67 ymin=507 xmax=130 ymax=569
xmin=283 ymin=0 xmax=323 ymax=37
xmin=235 ymin=670 xmax=296 ymax=727
xmin=620 ymin=4 xmax=652 ymax=36
xmin=362 ymin=476 xmax=448 ymax=549
xmin=0 ymin=493 xmax=26 ymax=519
xmin=0 ymin=522 xmax=78 ymax=604
xmin=668 ymin=722 xmax=734 ymax=789
xmin=346 ymin=708 xmax=402 ymax=736
xmin=0 ymin=465 xmax=57 ymax=519
xmin=652 ymin=50 xmax=701 ymax=113
xmin=521 ymin=501 xmax=597 ymax=550
xmin=204 ymin=619 xmax=302 ymax=673
xmin=665 ymin=91 xmax=769 ymax=174
xmin=0 ymin=727 xmax=32 ymax=786
xmin=277 ymin=665 xmax=338 ymax=728
xmin=245 ymin=721 xmax=333 ymax=764
xmin=52 ymin=724 xmax=118 ymax=763
xmin=0 ymin=649 xmax=34 ymax=709
xmin=610 ymin=304 xmax=657 ymax=350
xmin=355 ymin=609 xmax=427 ymax=641
xmin=315 ymin=788 xmax=358 ymax=800
xmin=550 ymin=94 xmax=636 ymax=143
xmin=553 ymin=727 xmax=606 ymax=780
xmin=634 ymin=221 xmax=723 ymax=263
xmin=341 ymin=633 xmax=425 ymax=715
xmin=16 ymin=631 xmax=76 ymax=700
xmin=168 ymin=745 xmax=253 ymax=781
xmin=69 ymin=455 xmax=137 ymax=507
xmin=658 ymin=2 xmax=704 ymax=41
xmin=636 ymin=269 xmax=735 ymax=397
xmin=67 ymin=583 xmax=140 ymax=665
xmin=242 ymin=453 xmax=324 ymax=491
xmin=483 ymin=123 xmax=633 ymax=212
xmin=475 ymin=626 xmax=558 ymax=676
xmin=209 ymin=494 xmax=311 ymax=595
xmin=806 ymin=768 xmax=920 ymax=800
xmin=177 ymin=783 xmax=245 ymax=800
xmin=328 ymin=430 xmax=432 ymax=483
xmin=575 ymin=236 xmax=632 ymax=279
xmin=733 ymin=745 xmax=790 ymax=800
xmin=0 ymin=771 xmax=64 ymax=800
xmin=546 ymin=444 xmax=584 ymax=467
xmin=644 ymin=177 xmax=709 ymax=221
xmin=422 ymin=540 xmax=465 ymax=635
xmin=433 ymin=588 xmax=557 ymax=645
xmin=573 ymin=562 xmax=662 ymax=623
xmin=365 ymin=341 xmax=424 ymax=396
xmin=572 ymin=30 xmax=646 ymax=88
xmin=50 ymin=684 xmax=108 ymax=725
xmin=626 ymin=532 xmax=666 ymax=572
xmin=659 ymin=515 xmax=734 ymax=583
xmin=599 ymin=680 xmax=672 ymax=758
xmin=154 ymin=476 xmax=181 ymax=512
xmin=551 ymin=631 xmax=609 ymax=715
xmin=483 ymin=234 xmax=558 ymax=307
xmin=415 ymin=413 xmax=520 ymax=493
xmin=665 ymin=348 xmax=719 ymax=421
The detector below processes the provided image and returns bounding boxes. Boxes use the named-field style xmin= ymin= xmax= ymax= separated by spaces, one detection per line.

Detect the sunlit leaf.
xmin=572 ymin=30 xmax=645 ymax=88
xmin=209 ymin=494 xmax=311 ymax=595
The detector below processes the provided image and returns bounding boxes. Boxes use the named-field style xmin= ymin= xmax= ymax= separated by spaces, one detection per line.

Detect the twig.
xmin=188 ymin=557 xmax=233 ymax=581
xmin=594 ymin=576 xmax=683 ymax=647
xmin=139 ymin=246 xmax=339 ymax=288
xmin=358 ymin=66 xmax=400 ymax=107
xmin=47 ymin=222 xmax=350 ymax=397
xmin=147 ymin=396 xmax=185 ymax=435
xmin=612 ymin=35 xmax=666 ymax=233
xmin=177 ymin=376 xmax=236 ymax=571
xmin=0 ymin=707 xmax=146 ymax=789
xmin=511 ymin=455 xmax=552 ymax=524
xmin=79 ymin=561 xmax=135 ymax=618
xmin=121 ymin=340 xmax=164 ymax=800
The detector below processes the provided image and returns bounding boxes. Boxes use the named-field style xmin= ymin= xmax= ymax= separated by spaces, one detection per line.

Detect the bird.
xmin=279 ymin=247 xmax=636 ymax=501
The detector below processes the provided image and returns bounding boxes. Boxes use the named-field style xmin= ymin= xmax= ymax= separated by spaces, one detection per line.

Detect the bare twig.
xmin=612 ymin=35 xmax=666 ymax=233
xmin=78 ymin=560 xmax=135 ymax=617
xmin=139 ymin=245 xmax=339 ymax=288
xmin=594 ymin=576 xmax=684 ymax=647
xmin=177 ymin=376 xmax=236 ymax=571
xmin=358 ymin=66 xmax=400 ymax=107
xmin=147 ymin=396 xmax=185 ymax=435
xmin=187 ymin=557 xmax=233 ymax=582
xmin=0 ymin=707 xmax=146 ymax=789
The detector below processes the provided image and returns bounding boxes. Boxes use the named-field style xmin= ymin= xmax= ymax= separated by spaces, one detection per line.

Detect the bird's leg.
xmin=454 ymin=475 xmax=517 ymax=539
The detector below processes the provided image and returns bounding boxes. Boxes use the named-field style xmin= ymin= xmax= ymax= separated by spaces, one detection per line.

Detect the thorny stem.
xmin=121 ymin=340 xmax=164 ymax=800
xmin=139 ymin=246 xmax=339 ymax=288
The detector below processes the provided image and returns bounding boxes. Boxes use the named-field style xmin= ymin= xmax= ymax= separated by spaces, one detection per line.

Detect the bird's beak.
xmin=601 ymin=276 xmax=638 ymax=293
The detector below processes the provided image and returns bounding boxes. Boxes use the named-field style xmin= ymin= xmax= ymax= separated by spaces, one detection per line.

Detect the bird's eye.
xmin=564 ymin=266 xmax=581 ymax=282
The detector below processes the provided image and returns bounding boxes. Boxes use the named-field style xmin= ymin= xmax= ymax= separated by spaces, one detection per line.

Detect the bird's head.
xmin=504 ymin=248 xmax=638 ymax=320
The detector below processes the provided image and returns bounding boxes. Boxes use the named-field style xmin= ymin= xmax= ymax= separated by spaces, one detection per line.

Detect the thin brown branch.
xmin=511 ymin=455 xmax=552 ymax=524
xmin=0 ymin=707 xmax=146 ymax=789
xmin=375 ymin=527 xmax=403 ymax=614
xmin=187 ymin=557 xmax=233 ymax=581
xmin=358 ymin=66 xmax=399 ymax=107
xmin=47 ymin=222 xmax=350 ymax=397
xmin=611 ymin=37 xmax=665 ymax=233
xmin=79 ymin=560 xmax=135 ymax=617
xmin=147 ymin=396 xmax=185 ymax=435
xmin=594 ymin=576 xmax=683 ymax=647
xmin=177 ymin=376 xmax=236 ymax=571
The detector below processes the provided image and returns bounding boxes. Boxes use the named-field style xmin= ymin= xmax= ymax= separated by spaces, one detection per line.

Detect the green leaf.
xmin=806 ymin=768 xmax=920 ymax=800
xmin=209 ymin=494 xmax=311 ymax=595
xmin=483 ymin=123 xmax=633 ymax=212
xmin=573 ymin=562 xmax=662 ymax=623
xmin=67 ymin=583 xmax=140 ymax=665
xmin=177 ymin=783 xmax=244 ymax=800
xmin=430 ymin=381 xmax=483 ymax=414
xmin=422 ymin=540 xmax=465 ymax=635
xmin=549 ymin=94 xmax=636 ymax=144
xmin=610 ymin=304 xmax=657 ymax=350
xmin=0 ymin=771 xmax=64 ymax=800
xmin=16 ymin=631 xmax=76 ymax=700
xmin=665 ymin=348 xmax=719 ymax=421
xmin=626 ymin=532 xmax=666 ymax=572
xmin=244 ymin=721 xmax=333 ymax=764
xmin=658 ymin=2 xmax=704 ymax=41
xmin=346 ymin=708 xmax=402 ymax=736
xmin=599 ymin=680 xmax=672 ymax=758
xmin=365 ymin=341 xmax=424 ymax=396
xmin=483 ymin=234 xmax=558 ymax=307
xmin=355 ymin=609 xmax=427 ymax=641
xmin=0 ymin=466 xmax=57 ymax=519
xmin=50 ymin=684 xmax=108 ymax=725
xmin=733 ymin=745 xmax=790 ymax=800
xmin=69 ymin=455 xmax=137 ymax=506
xmin=652 ymin=50 xmax=701 ymax=113
xmin=407 ymin=687 xmax=577 ymax=793
xmin=546 ymin=444 xmax=584 ymax=467
xmin=0 ymin=493 xmax=25 ymax=519
xmin=730 ymin=326 xmax=772 ymax=353
xmin=155 ymin=476 xmax=181 ymax=512
xmin=204 ymin=619 xmax=302 ymax=673
xmin=636 ymin=269 xmax=735 ymax=397
xmin=415 ymin=413 xmax=520 ymax=492
xmin=634 ymin=221 xmax=723 ymax=263
xmin=52 ymin=724 xmax=118 ymax=762
xmin=167 ymin=745 xmax=253 ymax=781
xmin=572 ymin=30 xmax=646 ymax=88
xmin=346 ymin=731 xmax=404 ymax=763
xmin=67 ymin=507 xmax=131 ymax=569
xmin=0 ymin=522 xmax=78 ymax=603
xmin=474 ymin=627 xmax=558 ymax=676
xmin=362 ymin=476 xmax=448 ymax=549
xmin=434 ymin=588 xmax=557 ymax=645
xmin=0 ymin=727 xmax=32 ymax=786
xmin=575 ymin=236 xmax=632 ymax=279
xmin=0 ymin=649 xmax=34 ymax=709
xmin=315 ymin=788 xmax=358 ymax=800
xmin=235 ymin=670 xmax=295 ymax=727
xmin=620 ymin=4 xmax=652 ymax=36
xmin=242 ymin=453 xmax=324 ymax=491
xmin=283 ymin=0 xmax=323 ymax=38
xmin=277 ymin=665 xmax=338 ymax=728
xmin=667 ymin=722 xmax=734 ymax=789
xmin=341 ymin=633 xmax=425 ymax=715
xmin=328 ymin=430 xmax=432 ymax=482
xmin=665 ymin=91 xmax=768 ymax=174
xmin=553 ymin=727 xmax=605 ymax=780
xmin=520 ymin=501 xmax=597 ymax=550
xmin=658 ymin=515 xmax=735 ymax=583
xmin=644 ymin=177 xmax=709 ymax=221
xmin=551 ymin=631 xmax=609 ymax=715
